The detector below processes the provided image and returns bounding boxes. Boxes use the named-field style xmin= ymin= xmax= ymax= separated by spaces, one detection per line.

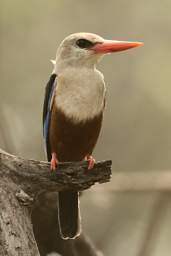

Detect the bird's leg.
xmin=85 ymin=155 xmax=96 ymax=170
xmin=50 ymin=152 xmax=58 ymax=170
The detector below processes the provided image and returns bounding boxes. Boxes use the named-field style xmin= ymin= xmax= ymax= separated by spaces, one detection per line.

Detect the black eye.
xmin=76 ymin=39 xmax=94 ymax=49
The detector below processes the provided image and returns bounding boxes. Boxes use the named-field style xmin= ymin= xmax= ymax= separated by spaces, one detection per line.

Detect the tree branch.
xmin=0 ymin=148 xmax=111 ymax=256
xmin=0 ymin=149 xmax=112 ymax=197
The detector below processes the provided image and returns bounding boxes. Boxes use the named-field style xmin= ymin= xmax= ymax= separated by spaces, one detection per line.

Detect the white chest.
xmin=55 ymin=68 xmax=106 ymax=122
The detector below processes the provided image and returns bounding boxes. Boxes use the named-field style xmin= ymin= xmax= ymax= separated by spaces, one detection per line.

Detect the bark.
xmin=0 ymin=150 xmax=111 ymax=195
xmin=0 ymin=178 xmax=39 ymax=256
xmin=0 ymin=149 xmax=112 ymax=256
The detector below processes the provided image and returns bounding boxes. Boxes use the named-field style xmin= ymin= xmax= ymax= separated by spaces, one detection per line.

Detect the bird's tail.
xmin=58 ymin=191 xmax=81 ymax=239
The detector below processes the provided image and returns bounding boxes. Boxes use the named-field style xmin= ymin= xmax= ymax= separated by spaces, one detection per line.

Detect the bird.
xmin=43 ymin=32 xmax=143 ymax=239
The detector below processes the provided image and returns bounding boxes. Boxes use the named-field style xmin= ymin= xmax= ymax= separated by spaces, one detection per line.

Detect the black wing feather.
xmin=43 ymin=73 xmax=57 ymax=160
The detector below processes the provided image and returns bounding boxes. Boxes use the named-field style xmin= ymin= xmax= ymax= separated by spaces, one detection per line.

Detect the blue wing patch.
xmin=43 ymin=73 xmax=57 ymax=160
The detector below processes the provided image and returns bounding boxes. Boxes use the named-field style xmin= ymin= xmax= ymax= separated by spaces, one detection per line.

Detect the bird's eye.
xmin=76 ymin=39 xmax=94 ymax=49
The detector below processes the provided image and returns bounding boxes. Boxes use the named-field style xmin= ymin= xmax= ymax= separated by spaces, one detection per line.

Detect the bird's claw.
xmin=85 ymin=155 xmax=96 ymax=170
xmin=50 ymin=152 xmax=58 ymax=171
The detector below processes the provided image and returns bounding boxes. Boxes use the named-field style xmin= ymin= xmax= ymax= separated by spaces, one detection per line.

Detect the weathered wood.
xmin=0 ymin=149 xmax=111 ymax=196
xmin=0 ymin=178 xmax=40 ymax=256
xmin=0 ymin=149 xmax=111 ymax=256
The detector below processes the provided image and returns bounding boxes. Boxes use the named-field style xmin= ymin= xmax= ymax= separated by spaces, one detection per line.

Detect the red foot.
xmin=85 ymin=155 xmax=96 ymax=170
xmin=50 ymin=152 xmax=58 ymax=171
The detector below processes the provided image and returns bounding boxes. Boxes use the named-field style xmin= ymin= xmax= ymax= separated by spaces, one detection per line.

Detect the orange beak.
xmin=92 ymin=40 xmax=143 ymax=54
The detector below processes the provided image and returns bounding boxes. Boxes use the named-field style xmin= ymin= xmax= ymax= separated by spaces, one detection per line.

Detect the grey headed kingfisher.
xmin=43 ymin=33 xmax=143 ymax=239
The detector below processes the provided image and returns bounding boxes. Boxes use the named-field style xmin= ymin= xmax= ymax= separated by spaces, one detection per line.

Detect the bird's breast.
xmin=55 ymin=68 xmax=106 ymax=122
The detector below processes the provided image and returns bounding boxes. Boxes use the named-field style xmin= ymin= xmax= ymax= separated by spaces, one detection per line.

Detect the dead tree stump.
xmin=0 ymin=149 xmax=112 ymax=256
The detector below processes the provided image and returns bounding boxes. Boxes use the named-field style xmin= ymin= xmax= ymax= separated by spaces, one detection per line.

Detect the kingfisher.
xmin=43 ymin=32 xmax=143 ymax=239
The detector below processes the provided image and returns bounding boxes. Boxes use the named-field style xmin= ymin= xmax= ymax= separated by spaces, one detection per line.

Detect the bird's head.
xmin=54 ymin=33 xmax=143 ymax=71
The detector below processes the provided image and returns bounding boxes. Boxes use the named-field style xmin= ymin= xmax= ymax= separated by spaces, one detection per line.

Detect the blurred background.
xmin=0 ymin=0 xmax=171 ymax=255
